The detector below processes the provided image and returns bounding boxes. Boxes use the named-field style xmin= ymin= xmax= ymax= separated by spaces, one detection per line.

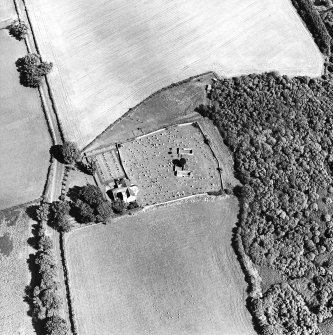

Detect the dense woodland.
xmin=198 ymin=71 xmax=333 ymax=334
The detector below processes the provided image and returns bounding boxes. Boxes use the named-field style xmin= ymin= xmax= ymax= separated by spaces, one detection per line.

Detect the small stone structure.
xmin=177 ymin=148 xmax=193 ymax=155
xmin=175 ymin=170 xmax=192 ymax=177
xmin=108 ymin=178 xmax=139 ymax=203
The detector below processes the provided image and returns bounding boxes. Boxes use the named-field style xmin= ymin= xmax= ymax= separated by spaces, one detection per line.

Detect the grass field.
xmin=66 ymin=197 xmax=255 ymax=335
xmin=0 ymin=28 xmax=50 ymax=210
xmin=28 ymin=0 xmax=323 ymax=147
xmin=0 ymin=208 xmax=35 ymax=335
xmin=86 ymin=73 xmax=212 ymax=152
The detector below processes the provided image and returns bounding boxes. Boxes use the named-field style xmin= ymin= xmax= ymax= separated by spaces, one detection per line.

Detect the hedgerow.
xmin=28 ymin=203 xmax=69 ymax=334
xmin=198 ymin=71 xmax=333 ymax=333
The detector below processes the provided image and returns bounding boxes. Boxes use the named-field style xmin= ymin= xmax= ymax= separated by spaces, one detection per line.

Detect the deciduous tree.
xmin=61 ymin=141 xmax=81 ymax=164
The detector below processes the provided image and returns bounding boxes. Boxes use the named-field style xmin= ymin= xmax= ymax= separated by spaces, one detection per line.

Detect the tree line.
xmin=25 ymin=203 xmax=69 ymax=335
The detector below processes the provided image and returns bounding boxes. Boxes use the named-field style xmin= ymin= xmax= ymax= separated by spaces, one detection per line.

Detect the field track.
xmin=27 ymin=0 xmax=323 ymax=147
xmin=66 ymin=197 xmax=255 ymax=335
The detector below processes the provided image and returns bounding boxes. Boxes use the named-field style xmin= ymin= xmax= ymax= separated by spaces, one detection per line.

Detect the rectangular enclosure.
xmin=66 ymin=198 xmax=255 ymax=335
xmin=119 ymin=124 xmax=221 ymax=205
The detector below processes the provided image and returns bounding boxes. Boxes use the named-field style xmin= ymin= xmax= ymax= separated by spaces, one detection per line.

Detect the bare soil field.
xmin=0 ymin=208 xmax=35 ymax=335
xmin=66 ymin=197 xmax=255 ymax=335
xmin=28 ymin=0 xmax=323 ymax=147
xmin=119 ymin=124 xmax=221 ymax=205
xmin=0 ymin=28 xmax=50 ymax=210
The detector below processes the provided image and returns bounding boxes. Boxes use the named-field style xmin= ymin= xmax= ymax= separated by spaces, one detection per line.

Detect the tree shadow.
xmin=67 ymin=186 xmax=82 ymax=203
xmin=76 ymin=161 xmax=89 ymax=174
xmin=27 ymin=223 xmax=40 ymax=249
xmin=194 ymin=103 xmax=211 ymax=117
xmin=67 ymin=186 xmax=83 ymax=221
xmin=24 ymin=251 xmax=44 ymax=334
xmin=24 ymin=204 xmax=46 ymax=335
xmin=50 ymin=144 xmax=65 ymax=163
xmin=25 ymin=205 xmax=39 ymax=221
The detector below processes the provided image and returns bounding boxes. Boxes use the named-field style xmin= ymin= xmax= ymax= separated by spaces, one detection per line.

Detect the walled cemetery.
xmin=118 ymin=124 xmax=221 ymax=206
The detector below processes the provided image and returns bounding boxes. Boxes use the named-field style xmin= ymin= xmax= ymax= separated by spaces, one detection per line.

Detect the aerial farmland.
xmin=2 ymin=0 xmax=333 ymax=334
xmin=66 ymin=198 xmax=255 ymax=335
xmin=0 ymin=28 xmax=50 ymax=210
xmin=28 ymin=0 xmax=322 ymax=147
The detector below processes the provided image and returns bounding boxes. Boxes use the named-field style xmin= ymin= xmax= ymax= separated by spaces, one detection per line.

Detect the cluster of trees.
xmin=198 ymin=71 xmax=333 ymax=332
xmin=58 ymin=141 xmax=96 ymax=175
xmin=16 ymin=53 xmax=53 ymax=88
xmin=291 ymin=0 xmax=331 ymax=55
xmin=259 ymin=283 xmax=320 ymax=335
xmin=73 ymin=184 xmax=110 ymax=223
xmin=50 ymin=184 xmax=139 ymax=227
xmin=50 ymin=200 xmax=73 ymax=232
xmin=30 ymin=203 xmax=69 ymax=335
xmin=80 ymin=157 xmax=97 ymax=175
xmin=7 ymin=20 xmax=28 ymax=40
xmin=70 ymin=184 xmax=138 ymax=224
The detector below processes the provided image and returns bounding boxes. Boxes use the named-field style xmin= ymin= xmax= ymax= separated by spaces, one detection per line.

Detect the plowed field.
xmin=28 ymin=0 xmax=323 ymax=147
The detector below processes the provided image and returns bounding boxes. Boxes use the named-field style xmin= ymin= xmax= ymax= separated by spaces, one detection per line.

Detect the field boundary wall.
xmin=85 ymin=120 xmax=201 ymax=157
xmin=195 ymin=121 xmax=224 ymax=191
xmin=60 ymin=232 xmax=79 ymax=335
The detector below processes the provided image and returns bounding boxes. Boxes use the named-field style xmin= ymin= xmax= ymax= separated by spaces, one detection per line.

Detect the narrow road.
xmin=11 ymin=0 xmax=73 ymax=331
xmin=13 ymin=0 xmax=65 ymax=203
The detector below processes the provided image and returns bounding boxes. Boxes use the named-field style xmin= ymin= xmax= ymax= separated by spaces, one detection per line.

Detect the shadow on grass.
xmin=67 ymin=186 xmax=84 ymax=222
xmin=75 ymin=161 xmax=89 ymax=175
xmin=25 ymin=205 xmax=39 ymax=222
xmin=67 ymin=186 xmax=82 ymax=203
xmin=50 ymin=144 xmax=65 ymax=164
xmin=24 ymin=206 xmax=44 ymax=335
xmin=27 ymin=223 xmax=40 ymax=250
